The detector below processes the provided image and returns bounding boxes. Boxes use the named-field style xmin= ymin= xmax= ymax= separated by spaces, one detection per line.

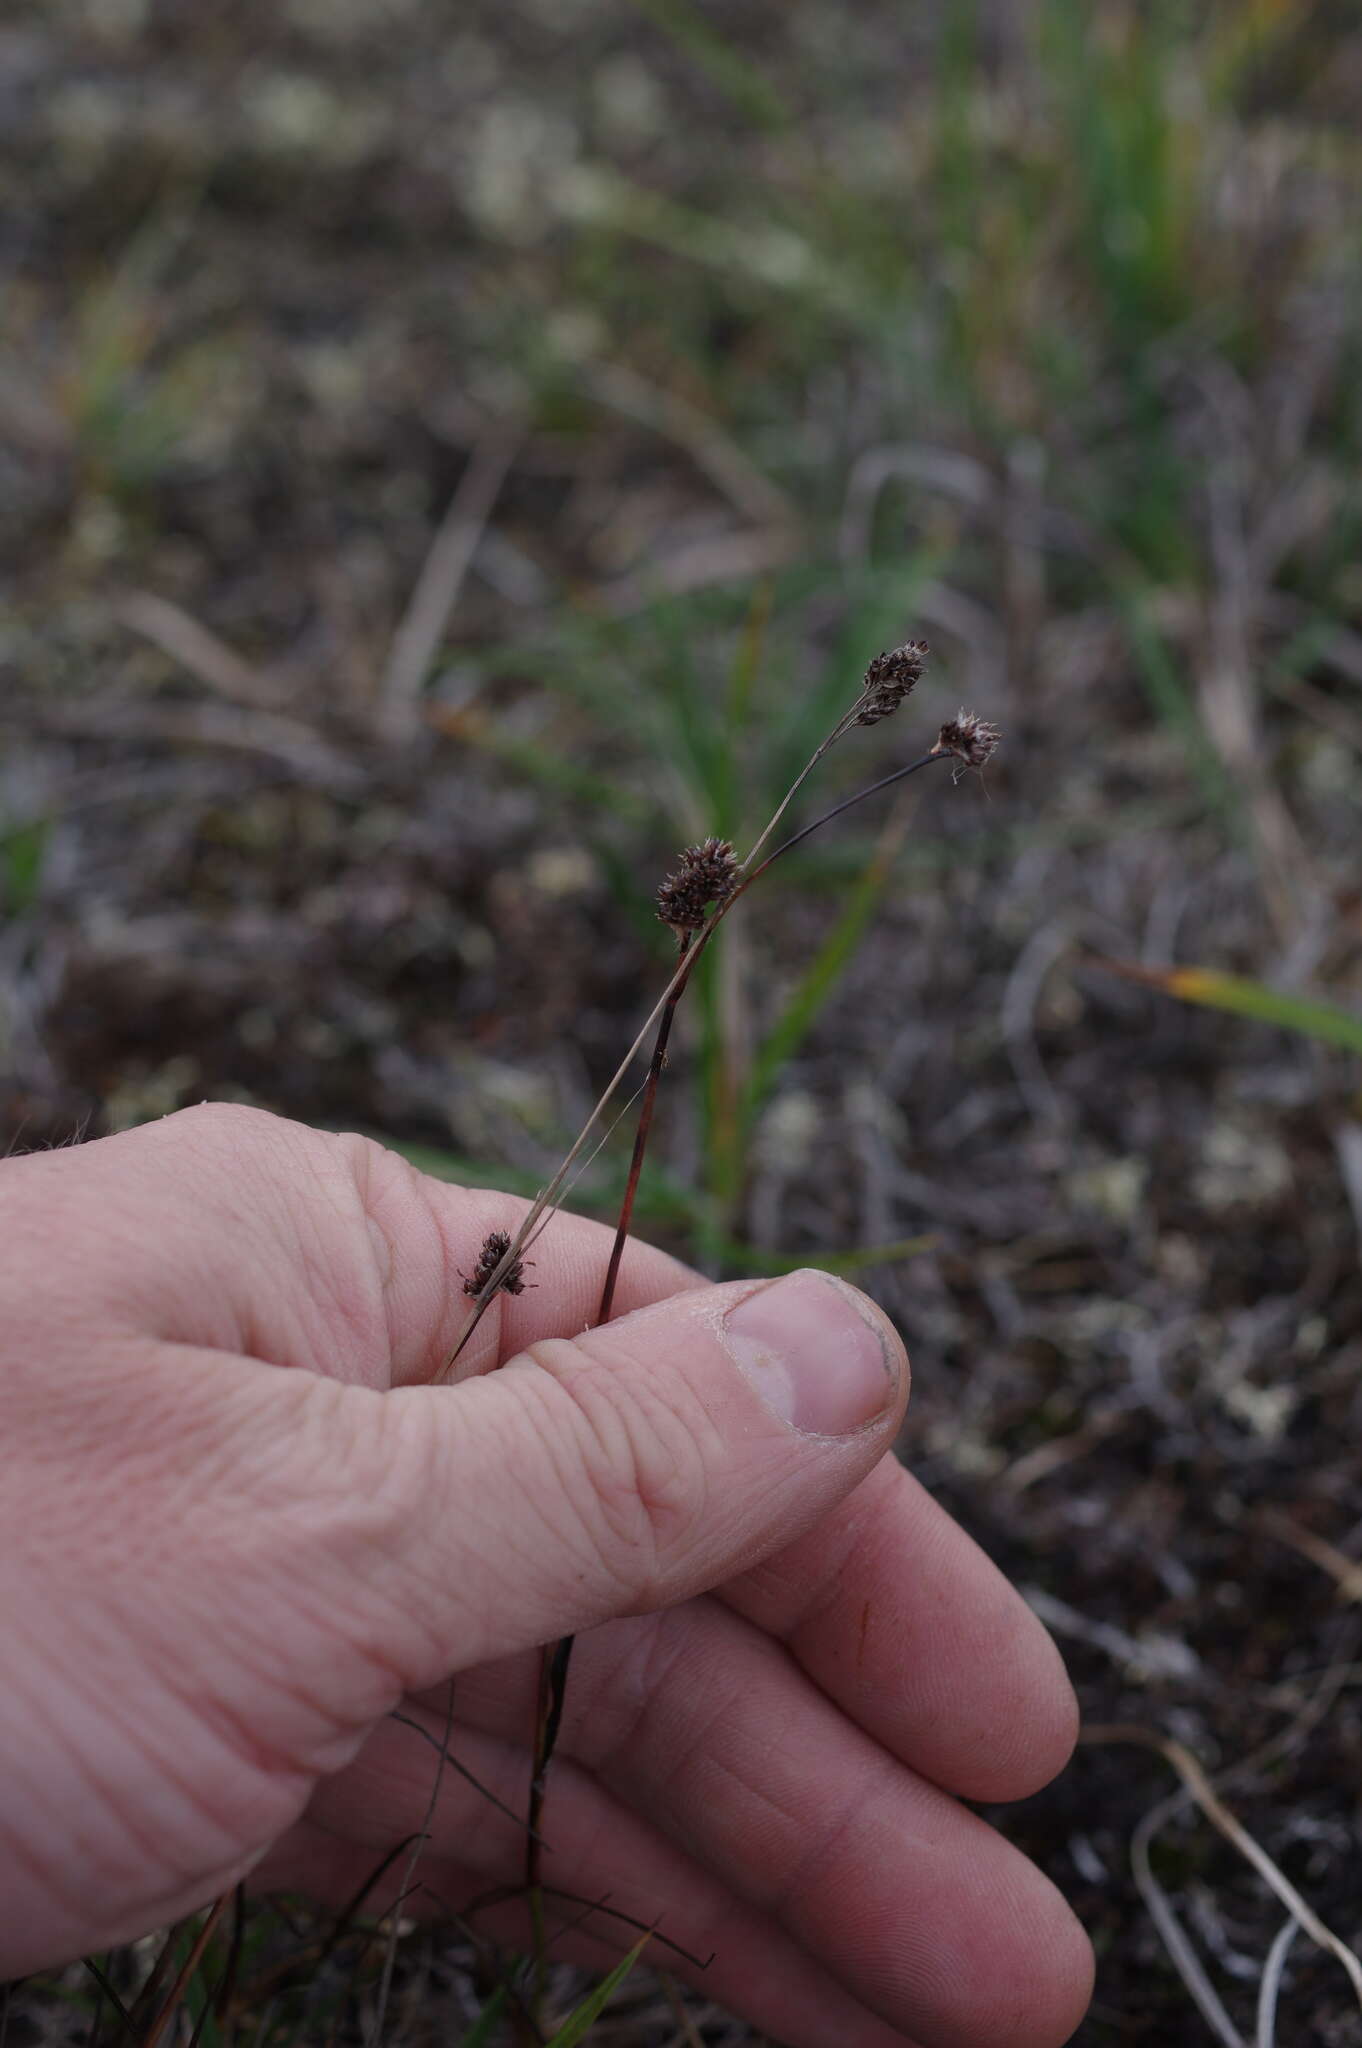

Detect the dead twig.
xmin=1256 ymin=1506 xmax=1362 ymax=1603
xmin=119 ymin=591 xmax=285 ymax=712
xmin=380 ymin=429 xmax=519 ymax=742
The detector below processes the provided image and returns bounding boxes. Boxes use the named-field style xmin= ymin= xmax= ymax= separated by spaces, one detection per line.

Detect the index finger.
xmin=720 ymin=1453 xmax=1079 ymax=1803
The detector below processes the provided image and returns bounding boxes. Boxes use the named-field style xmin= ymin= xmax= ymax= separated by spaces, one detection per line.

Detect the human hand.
xmin=0 ymin=1104 xmax=1091 ymax=2045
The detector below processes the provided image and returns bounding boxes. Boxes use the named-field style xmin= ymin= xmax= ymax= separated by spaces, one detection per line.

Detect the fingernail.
xmin=722 ymin=1270 xmax=902 ymax=1436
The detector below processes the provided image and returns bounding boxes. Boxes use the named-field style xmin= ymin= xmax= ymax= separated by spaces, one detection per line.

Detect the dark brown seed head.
xmin=655 ymin=836 xmax=740 ymax=934
xmin=462 ymin=1228 xmax=529 ymax=1298
xmin=932 ymin=708 xmax=1001 ymax=770
xmin=855 ymin=640 xmax=928 ymax=726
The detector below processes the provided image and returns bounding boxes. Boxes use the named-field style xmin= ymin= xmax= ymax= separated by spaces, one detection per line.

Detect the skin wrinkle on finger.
xmin=0 ymin=1624 xmax=285 ymax=1953
xmin=517 ymin=1328 xmax=728 ymax=1594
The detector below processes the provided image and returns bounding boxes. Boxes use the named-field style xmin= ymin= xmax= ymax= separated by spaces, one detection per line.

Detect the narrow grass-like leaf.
xmin=628 ymin=0 xmax=791 ymax=130
xmin=1105 ymin=960 xmax=1362 ymax=1055
xmin=1 ymin=817 xmax=49 ymax=912
xmin=719 ymin=1232 xmax=935 ymax=1277
xmin=741 ymin=828 xmax=895 ymax=1130
xmin=377 ymin=1136 xmax=699 ymax=1227
xmin=1120 ymin=596 xmax=1240 ymax=827
xmin=457 ymin=1979 xmax=510 ymax=2045
xmin=543 ymin=1935 xmax=651 ymax=2048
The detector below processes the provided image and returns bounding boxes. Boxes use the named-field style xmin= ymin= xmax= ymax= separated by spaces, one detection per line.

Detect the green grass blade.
xmin=543 ymin=1934 xmax=651 ymax=2047
xmin=458 ymin=1981 xmax=510 ymax=2046
xmin=1 ymin=817 xmax=49 ymax=912
xmin=719 ymin=1233 xmax=935 ymax=1276
xmin=741 ymin=834 xmax=893 ymax=1130
xmin=1110 ymin=961 xmax=1362 ymax=1055
xmin=628 ymin=0 xmax=791 ymax=131
xmin=373 ymin=1135 xmax=702 ymax=1229
xmin=1120 ymin=594 xmax=1241 ymax=826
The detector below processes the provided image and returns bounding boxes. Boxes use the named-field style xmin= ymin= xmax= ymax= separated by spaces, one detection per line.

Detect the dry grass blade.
xmin=586 ymin=360 xmax=795 ymax=530
xmin=1257 ymin=1506 xmax=1362 ymax=1603
xmin=1255 ymin=1918 xmax=1298 ymax=2048
xmin=380 ymin=429 xmax=519 ymax=743
xmin=370 ymin=1684 xmax=456 ymax=2047
xmin=119 ymin=590 xmax=285 ymax=711
xmin=1084 ymin=1723 xmax=1362 ymax=2014
xmin=1131 ymin=1785 xmax=1245 ymax=2048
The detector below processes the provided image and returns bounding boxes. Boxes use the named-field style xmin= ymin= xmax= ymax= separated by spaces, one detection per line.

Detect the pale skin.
xmin=0 ymin=1104 xmax=1093 ymax=2047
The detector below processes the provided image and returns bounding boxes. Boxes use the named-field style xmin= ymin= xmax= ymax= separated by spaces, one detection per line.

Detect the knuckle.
xmin=524 ymin=1337 xmax=715 ymax=1605
xmin=167 ymin=1100 xmax=291 ymax=1155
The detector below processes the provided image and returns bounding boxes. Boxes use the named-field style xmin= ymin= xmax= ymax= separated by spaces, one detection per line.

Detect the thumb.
xmin=347 ymin=1269 xmax=909 ymax=1684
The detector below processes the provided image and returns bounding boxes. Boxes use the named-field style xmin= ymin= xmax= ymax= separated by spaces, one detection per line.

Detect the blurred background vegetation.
xmin=3 ymin=0 xmax=1362 ymax=2040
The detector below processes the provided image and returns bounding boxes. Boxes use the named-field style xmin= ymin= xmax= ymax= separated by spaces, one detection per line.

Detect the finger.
xmin=719 ymin=1456 xmax=1079 ymax=1801
xmin=268 ymin=1715 xmax=930 ymax=2048
xmin=4 ymin=1104 xmax=698 ymax=1387
xmin=438 ymin=1605 xmax=1091 ymax=2048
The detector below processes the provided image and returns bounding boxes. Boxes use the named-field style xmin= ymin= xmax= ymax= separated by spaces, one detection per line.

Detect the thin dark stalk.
xmin=131 ymin=1920 xmax=193 ymax=2025
xmin=140 ymin=1895 xmax=231 ymax=2048
xmin=522 ymin=935 xmax=696 ymax=2003
xmin=80 ymin=1961 xmax=136 ymax=2042
xmin=389 ymin=1708 xmax=537 ymax=1834
xmin=586 ymin=750 xmax=944 ymax=1338
xmin=597 ymin=933 xmax=694 ymax=1326
xmin=524 ymin=1631 xmax=575 ymax=2021
xmin=745 ymin=750 xmax=944 ymax=884
xmin=215 ymin=1886 xmax=246 ymax=2030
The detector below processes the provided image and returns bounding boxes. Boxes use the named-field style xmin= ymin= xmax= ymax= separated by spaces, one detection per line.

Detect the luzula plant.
xmin=428 ymin=641 xmax=1000 ymax=2002
xmin=437 ymin=640 xmax=996 ymax=1380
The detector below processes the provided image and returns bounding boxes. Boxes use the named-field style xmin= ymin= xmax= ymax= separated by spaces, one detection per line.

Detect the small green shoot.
xmin=543 ymin=1933 xmax=651 ymax=2047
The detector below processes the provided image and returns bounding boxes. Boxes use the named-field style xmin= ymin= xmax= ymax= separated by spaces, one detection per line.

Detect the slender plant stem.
xmin=745 ymin=750 xmax=944 ymax=883
xmin=140 ymin=1895 xmax=231 ymax=2048
xmin=525 ymin=1631 xmax=575 ymax=2021
xmin=521 ymin=937 xmax=702 ymax=2004
xmin=596 ymin=933 xmax=695 ymax=1325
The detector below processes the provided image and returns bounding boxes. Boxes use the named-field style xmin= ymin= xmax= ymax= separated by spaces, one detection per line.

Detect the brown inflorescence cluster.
xmin=462 ymin=1228 xmax=530 ymax=1299
xmin=856 ymin=640 xmax=929 ymax=725
xmin=655 ymin=835 xmax=741 ymax=935
xmin=933 ymin=709 xmax=1002 ymax=770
